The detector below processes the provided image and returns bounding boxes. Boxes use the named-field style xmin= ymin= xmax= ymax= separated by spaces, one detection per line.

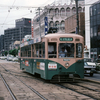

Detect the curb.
xmin=74 ymin=78 xmax=100 ymax=84
xmin=82 ymin=78 xmax=100 ymax=84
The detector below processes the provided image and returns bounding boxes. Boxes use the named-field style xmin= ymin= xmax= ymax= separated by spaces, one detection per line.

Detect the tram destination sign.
xmin=59 ymin=37 xmax=73 ymax=41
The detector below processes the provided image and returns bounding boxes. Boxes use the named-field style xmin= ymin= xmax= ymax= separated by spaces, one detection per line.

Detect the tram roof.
xmin=44 ymin=32 xmax=83 ymax=38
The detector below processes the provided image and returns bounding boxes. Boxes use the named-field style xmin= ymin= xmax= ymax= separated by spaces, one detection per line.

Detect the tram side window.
xmin=24 ymin=50 xmax=27 ymax=57
xmin=21 ymin=46 xmax=28 ymax=57
xmin=35 ymin=44 xmax=39 ymax=57
xmin=59 ymin=43 xmax=74 ymax=58
xmin=21 ymin=47 xmax=26 ymax=57
xmin=21 ymin=47 xmax=24 ymax=57
xmin=34 ymin=43 xmax=45 ymax=58
xmin=38 ymin=44 xmax=41 ymax=57
xmin=48 ymin=42 xmax=57 ymax=58
xmin=76 ymin=43 xmax=82 ymax=58
xmin=28 ymin=45 xmax=31 ymax=57
xmin=42 ymin=42 xmax=45 ymax=58
xmin=32 ymin=45 xmax=34 ymax=57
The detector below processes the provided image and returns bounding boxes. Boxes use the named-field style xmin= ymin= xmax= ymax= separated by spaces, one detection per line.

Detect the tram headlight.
xmin=65 ymin=63 xmax=69 ymax=67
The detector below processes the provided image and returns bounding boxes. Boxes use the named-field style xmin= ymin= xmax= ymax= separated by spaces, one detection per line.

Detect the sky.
xmin=0 ymin=0 xmax=71 ymax=35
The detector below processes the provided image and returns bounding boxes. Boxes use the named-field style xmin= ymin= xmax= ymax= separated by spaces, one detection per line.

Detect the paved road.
xmin=84 ymin=73 xmax=100 ymax=82
xmin=0 ymin=59 xmax=18 ymax=63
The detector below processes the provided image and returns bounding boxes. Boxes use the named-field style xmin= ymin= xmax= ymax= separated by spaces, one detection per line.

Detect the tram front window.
xmin=76 ymin=43 xmax=82 ymax=58
xmin=59 ymin=43 xmax=74 ymax=58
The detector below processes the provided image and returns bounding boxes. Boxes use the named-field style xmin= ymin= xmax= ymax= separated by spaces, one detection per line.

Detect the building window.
xmin=49 ymin=9 xmax=54 ymax=18
xmin=90 ymin=7 xmax=92 ymax=16
xmin=55 ymin=8 xmax=59 ymax=17
xmin=72 ymin=7 xmax=76 ymax=13
xmin=97 ymin=15 xmax=100 ymax=25
xmin=97 ymin=25 xmax=100 ymax=36
xmin=60 ymin=8 xmax=65 ymax=17
xmin=93 ymin=5 xmax=97 ymax=15
xmin=60 ymin=21 xmax=65 ymax=31
xmin=93 ymin=26 xmax=97 ymax=36
xmin=55 ymin=21 xmax=59 ymax=30
xmin=90 ymin=17 xmax=93 ymax=27
xmin=49 ymin=21 xmax=54 ymax=27
xmin=97 ymin=3 xmax=100 ymax=14
xmin=93 ymin=16 xmax=96 ymax=26
xmin=66 ymin=7 xmax=70 ymax=12
xmin=78 ymin=7 xmax=82 ymax=12
xmin=90 ymin=28 xmax=93 ymax=38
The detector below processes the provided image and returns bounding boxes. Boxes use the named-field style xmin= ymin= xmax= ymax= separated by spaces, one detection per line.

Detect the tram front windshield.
xmin=59 ymin=43 xmax=74 ymax=58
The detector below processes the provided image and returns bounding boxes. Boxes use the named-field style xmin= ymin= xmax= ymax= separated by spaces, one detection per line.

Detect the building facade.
xmin=90 ymin=1 xmax=100 ymax=60
xmin=0 ymin=35 xmax=4 ymax=52
xmin=4 ymin=18 xmax=31 ymax=51
xmin=33 ymin=1 xmax=85 ymax=38
xmin=65 ymin=12 xmax=85 ymax=37
xmin=85 ymin=0 xmax=100 ymax=60
xmin=85 ymin=0 xmax=99 ymax=58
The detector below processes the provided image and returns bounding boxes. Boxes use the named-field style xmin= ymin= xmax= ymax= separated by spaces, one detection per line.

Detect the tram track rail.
xmin=74 ymin=77 xmax=100 ymax=84
xmin=55 ymin=84 xmax=95 ymax=100
xmin=0 ymin=64 xmax=48 ymax=100
xmin=56 ymin=82 xmax=100 ymax=100
xmin=71 ymin=82 xmax=100 ymax=92
xmin=0 ymin=73 xmax=17 ymax=100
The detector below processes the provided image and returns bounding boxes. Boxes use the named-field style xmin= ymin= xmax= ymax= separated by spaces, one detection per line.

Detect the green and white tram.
xmin=20 ymin=32 xmax=84 ymax=82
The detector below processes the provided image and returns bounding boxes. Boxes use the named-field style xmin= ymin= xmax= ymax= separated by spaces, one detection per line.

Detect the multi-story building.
xmin=85 ymin=0 xmax=100 ymax=59
xmin=4 ymin=18 xmax=31 ymax=51
xmin=0 ymin=35 xmax=4 ymax=52
xmin=90 ymin=1 xmax=100 ymax=59
xmin=33 ymin=0 xmax=85 ymax=38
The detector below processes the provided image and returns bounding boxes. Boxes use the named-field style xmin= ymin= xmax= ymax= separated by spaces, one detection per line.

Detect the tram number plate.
xmin=86 ymin=70 xmax=90 ymax=73
xmin=48 ymin=64 xmax=57 ymax=70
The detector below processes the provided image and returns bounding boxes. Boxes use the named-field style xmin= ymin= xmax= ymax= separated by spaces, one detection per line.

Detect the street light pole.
xmin=75 ymin=0 xmax=79 ymax=34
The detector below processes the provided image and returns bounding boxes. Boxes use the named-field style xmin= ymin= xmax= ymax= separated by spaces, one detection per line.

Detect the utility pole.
xmin=37 ymin=7 xmax=41 ymax=38
xmin=75 ymin=0 xmax=79 ymax=34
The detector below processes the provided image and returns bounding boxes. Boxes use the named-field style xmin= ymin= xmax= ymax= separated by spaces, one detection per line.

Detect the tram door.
xmin=48 ymin=42 xmax=57 ymax=58
xmin=32 ymin=44 xmax=36 ymax=74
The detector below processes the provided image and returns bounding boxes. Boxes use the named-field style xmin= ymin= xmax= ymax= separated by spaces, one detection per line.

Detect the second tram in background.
xmin=20 ymin=32 xmax=84 ymax=82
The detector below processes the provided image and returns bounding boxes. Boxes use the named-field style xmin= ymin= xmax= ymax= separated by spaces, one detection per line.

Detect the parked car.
xmin=0 ymin=56 xmax=7 ymax=60
xmin=7 ymin=55 xmax=14 ymax=61
xmin=96 ymin=58 xmax=100 ymax=71
xmin=12 ymin=57 xmax=18 ymax=62
xmin=84 ymin=62 xmax=96 ymax=76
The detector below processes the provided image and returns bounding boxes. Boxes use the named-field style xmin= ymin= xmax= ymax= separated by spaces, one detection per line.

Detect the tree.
xmin=9 ymin=48 xmax=19 ymax=57
xmin=4 ymin=51 xmax=8 ymax=56
xmin=9 ymin=50 xmax=12 ymax=55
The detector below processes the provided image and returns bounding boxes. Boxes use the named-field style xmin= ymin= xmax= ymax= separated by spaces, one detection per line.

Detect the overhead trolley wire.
xmin=1 ymin=0 xmax=17 ymax=29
